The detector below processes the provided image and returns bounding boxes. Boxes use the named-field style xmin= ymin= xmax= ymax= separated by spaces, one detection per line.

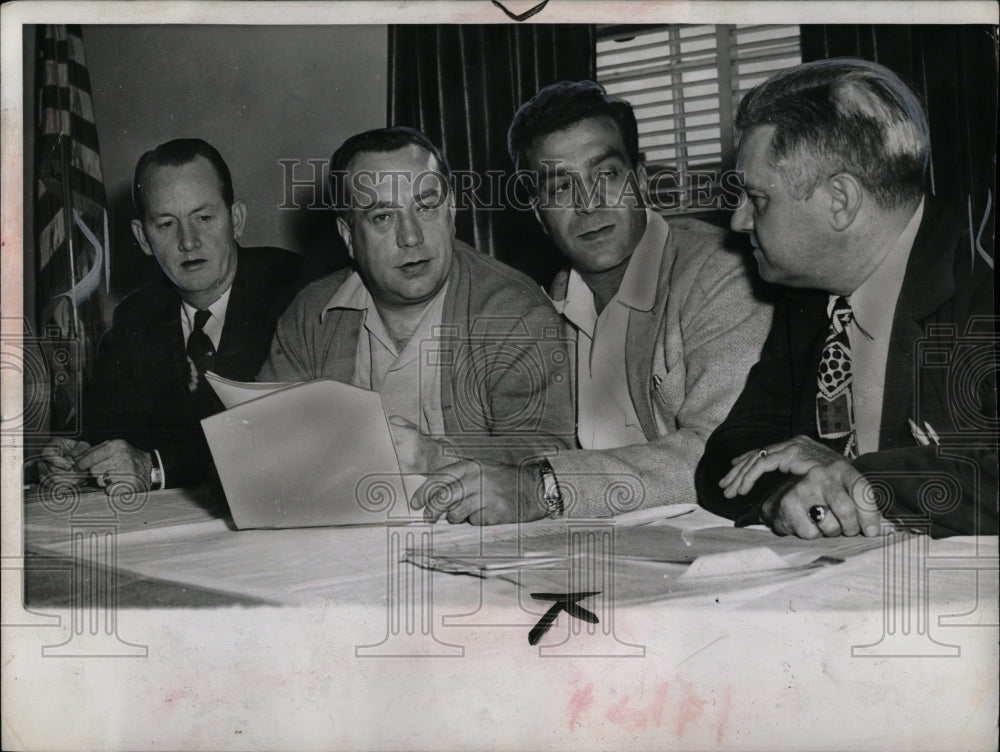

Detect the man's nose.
xmin=178 ymin=221 xmax=200 ymax=252
xmin=730 ymin=197 xmax=754 ymax=234
xmin=396 ymin=211 xmax=424 ymax=248
xmin=573 ymin=177 xmax=601 ymax=215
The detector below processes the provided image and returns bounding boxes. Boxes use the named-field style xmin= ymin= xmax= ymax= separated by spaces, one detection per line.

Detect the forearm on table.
xmin=547 ymin=432 xmax=706 ymax=517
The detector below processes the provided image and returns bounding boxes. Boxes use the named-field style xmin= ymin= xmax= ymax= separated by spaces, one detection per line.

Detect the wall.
xmin=32 ymin=25 xmax=388 ymax=302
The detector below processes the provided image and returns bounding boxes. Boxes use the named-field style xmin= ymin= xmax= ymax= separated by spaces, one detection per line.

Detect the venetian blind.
xmin=596 ymin=24 xmax=801 ymax=216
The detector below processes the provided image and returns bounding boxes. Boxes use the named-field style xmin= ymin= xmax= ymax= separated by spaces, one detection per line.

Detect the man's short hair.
xmin=507 ymin=80 xmax=641 ymax=180
xmin=735 ymin=57 xmax=930 ymax=208
xmin=328 ymin=126 xmax=452 ymax=219
xmin=132 ymin=138 xmax=234 ymax=220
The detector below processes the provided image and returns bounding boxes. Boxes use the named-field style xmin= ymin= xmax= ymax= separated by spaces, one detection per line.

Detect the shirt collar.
xmin=557 ymin=209 xmax=667 ymax=330
xmin=181 ymin=285 xmax=231 ymax=328
xmin=847 ymin=198 xmax=924 ymax=337
xmin=320 ymin=269 xmax=449 ymax=358
xmin=320 ymin=270 xmax=369 ymax=322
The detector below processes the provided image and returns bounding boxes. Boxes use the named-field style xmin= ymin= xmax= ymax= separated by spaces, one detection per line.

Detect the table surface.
xmin=7 ymin=484 xmax=999 ymax=751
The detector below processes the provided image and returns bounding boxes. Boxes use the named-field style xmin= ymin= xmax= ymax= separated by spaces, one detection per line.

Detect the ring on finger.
xmin=809 ymin=504 xmax=828 ymax=524
xmin=758 ymin=449 xmax=768 ymax=458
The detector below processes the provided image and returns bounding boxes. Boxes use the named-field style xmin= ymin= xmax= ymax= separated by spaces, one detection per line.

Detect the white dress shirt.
xmin=180 ymin=286 xmax=232 ymax=351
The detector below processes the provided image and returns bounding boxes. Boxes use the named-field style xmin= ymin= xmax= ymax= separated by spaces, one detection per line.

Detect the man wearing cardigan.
xmin=411 ymin=81 xmax=773 ymax=524
xmin=258 ymin=127 xmax=575 ymax=523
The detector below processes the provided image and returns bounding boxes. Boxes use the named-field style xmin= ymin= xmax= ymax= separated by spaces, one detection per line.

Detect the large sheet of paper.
xmin=408 ymin=522 xmax=893 ymax=604
xmin=201 ymin=378 xmax=420 ymax=529
xmin=204 ymin=371 xmax=295 ymax=409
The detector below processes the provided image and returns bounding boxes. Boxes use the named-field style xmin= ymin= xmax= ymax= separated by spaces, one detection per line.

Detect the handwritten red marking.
xmin=605 ymin=682 xmax=671 ymax=729
xmin=650 ymin=682 xmax=670 ymax=727
xmin=674 ymin=679 xmax=706 ymax=739
xmin=567 ymin=681 xmax=594 ymax=731
xmin=716 ymin=686 xmax=733 ymax=744
xmin=605 ymin=694 xmax=640 ymax=728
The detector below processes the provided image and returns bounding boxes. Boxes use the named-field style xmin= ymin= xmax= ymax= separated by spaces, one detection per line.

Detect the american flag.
xmin=34 ymin=24 xmax=111 ymax=434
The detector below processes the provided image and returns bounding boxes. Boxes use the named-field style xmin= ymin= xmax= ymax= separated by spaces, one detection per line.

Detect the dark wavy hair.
xmin=507 ymin=80 xmax=640 ymax=185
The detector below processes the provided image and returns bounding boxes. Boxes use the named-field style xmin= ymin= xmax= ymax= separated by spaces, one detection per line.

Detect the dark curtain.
xmin=801 ymin=25 xmax=997 ymax=254
xmin=389 ymin=24 xmax=595 ymax=285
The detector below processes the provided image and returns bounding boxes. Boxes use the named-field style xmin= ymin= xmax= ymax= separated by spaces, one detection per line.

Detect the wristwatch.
xmin=533 ymin=458 xmax=564 ymax=519
xmin=150 ymin=452 xmax=164 ymax=490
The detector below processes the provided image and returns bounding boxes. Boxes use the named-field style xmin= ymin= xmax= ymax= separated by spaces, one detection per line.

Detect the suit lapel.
xmin=879 ymin=203 xmax=958 ymax=449
xmin=134 ymin=284 xmax=189 ymax=419
xmin=215 ymin=250 xmax=253 ymax=377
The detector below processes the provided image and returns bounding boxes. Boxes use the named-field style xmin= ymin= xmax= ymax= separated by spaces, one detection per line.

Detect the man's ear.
xmin=230 ymin=200 xmax=247 ymax=240
xmin=131 ymin=219 xmax=154 ymax=257
xmin=336 ymin=216 xmax=355 ymax=259
xmin=827 ymin=173 xmax=863 ymax=231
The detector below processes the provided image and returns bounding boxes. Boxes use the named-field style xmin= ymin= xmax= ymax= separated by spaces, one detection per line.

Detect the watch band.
xmin=535 ymin=458 xmax=563 ymax=519
xmin=150 ymin=450 xmax=164 ymax=490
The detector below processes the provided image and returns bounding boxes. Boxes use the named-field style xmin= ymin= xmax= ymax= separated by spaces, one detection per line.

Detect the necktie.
xmin=186 ymin=309 xmax=215 ymax=394
xmin=816 ymin=296 xmax=858 ymax=458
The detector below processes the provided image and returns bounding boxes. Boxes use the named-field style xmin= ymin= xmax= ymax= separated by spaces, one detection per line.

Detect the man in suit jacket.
xmin=39 ymin=138 xmax=304 ymax=491
xmin=696 ymin=59 xmax=997 ymax=538
xmin=411 ymin=81 xmax=773 ymax=524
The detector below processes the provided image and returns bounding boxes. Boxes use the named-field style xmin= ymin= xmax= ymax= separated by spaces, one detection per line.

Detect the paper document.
xmin=408 ymin=522 xmax=892 ymax=603
xmin=202 ymin=378 xmax=423 ymax=529
xmin=205 ymin=371 xmax=296 ymax=409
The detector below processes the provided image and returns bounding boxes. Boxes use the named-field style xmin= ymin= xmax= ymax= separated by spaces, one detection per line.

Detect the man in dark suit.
xmin=39 ymin=138 xmax=304 ymax=490
xmin=696 ymin=59 xmax=997 ymax=539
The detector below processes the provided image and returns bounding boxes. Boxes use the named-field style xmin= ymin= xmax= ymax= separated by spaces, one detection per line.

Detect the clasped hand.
xmin=719 ymin=435 xmax=883 ymax=538
xmin=39 ymin=437 xmax=153 ymax=492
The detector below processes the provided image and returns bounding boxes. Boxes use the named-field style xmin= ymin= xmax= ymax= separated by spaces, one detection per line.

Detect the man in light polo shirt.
xmin=258 ymin=126 xmax=575 ymax=511
xmin=412 ymin=81 xmax=772 ymax=524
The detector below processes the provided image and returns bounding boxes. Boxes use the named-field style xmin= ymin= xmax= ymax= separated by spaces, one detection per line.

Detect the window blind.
xmin=596 ymin=24 xmax=801 ymax=216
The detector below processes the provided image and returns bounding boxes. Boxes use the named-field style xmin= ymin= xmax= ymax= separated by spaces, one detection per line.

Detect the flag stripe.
xmin=34 ymin=24 xmax=111 ymax=431
xmin=39 ymin=80 xmax=97 ymax=126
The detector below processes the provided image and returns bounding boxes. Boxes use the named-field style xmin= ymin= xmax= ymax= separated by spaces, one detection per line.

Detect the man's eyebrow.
xmin=359 ymin=199 xmax=395 ymax=212
xmin=415 ymin=186 xmax=443 ymax=202
xmin=538 ymin=148 xmax=628 ymax=184
xmin=186 ymin=203 xmax=212 ymax=215
xmin=586 ymin=147 xmax=627 ymax=169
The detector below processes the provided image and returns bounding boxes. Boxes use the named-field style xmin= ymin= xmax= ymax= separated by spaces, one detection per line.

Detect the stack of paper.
xmin=407 ymin=522 xmax=894 ymax=604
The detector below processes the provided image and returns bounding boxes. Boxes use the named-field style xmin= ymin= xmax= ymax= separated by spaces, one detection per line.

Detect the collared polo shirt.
xmin=321 ymin=271 xmax=448 ymax=435
xmin=552 ymin=209 xmax=667 ymax=449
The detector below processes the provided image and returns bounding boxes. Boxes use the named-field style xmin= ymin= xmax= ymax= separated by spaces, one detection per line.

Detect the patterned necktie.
xmin=816 ymin=296 xmax=858 ymax=458
xmin=186 ymin=309 xmax=215 ymax=394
